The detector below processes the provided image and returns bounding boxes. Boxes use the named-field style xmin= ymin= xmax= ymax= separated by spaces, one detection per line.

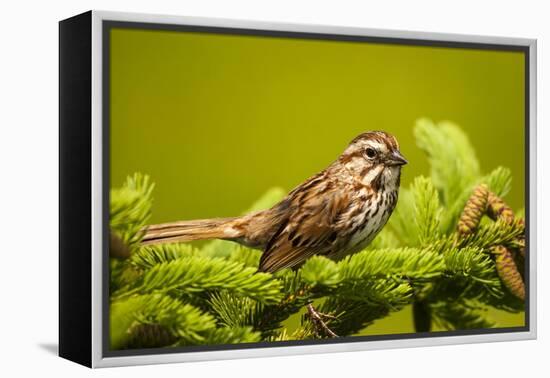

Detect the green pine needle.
xmin=117 ymin=256 xmax=283 ymax=304
xmin=339 ymin=248 xmax=445 ymax=281
xmin=130 ymin=244 xmax=200 ymax=271
xmin=412 ymin=177 xmax=442 ymax=246
xmin=110 ymin=293 xmax=216 ymax=349
xmin=110 ymin=173 xmax=155 ymax=251
xmin=300 ymin=256 xmax=341 ymax=287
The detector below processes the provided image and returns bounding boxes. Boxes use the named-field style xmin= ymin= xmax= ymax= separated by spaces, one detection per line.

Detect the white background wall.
xmin=0 ymin=0 xmax=546 ymax=376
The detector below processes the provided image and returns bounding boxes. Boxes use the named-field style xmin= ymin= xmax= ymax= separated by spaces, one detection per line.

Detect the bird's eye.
xmin=365 ymin=147 xmax=377 ymax=159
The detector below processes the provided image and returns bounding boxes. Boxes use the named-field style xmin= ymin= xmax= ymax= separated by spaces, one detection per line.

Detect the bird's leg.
xmin=306 ymin=303 xmax=338 ymax=338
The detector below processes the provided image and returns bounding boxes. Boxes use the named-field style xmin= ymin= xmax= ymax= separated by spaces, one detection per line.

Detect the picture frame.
xmin=59 ymin=10 xmax=537 ymax=368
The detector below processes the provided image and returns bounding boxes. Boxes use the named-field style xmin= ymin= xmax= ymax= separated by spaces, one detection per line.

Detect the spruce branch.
xmin=110 ymin=173 xmax=154 ymax=258
xmin=386 ymin=188 xmax=417 ymax=246
xmin=110 ymin=293 xmax=216 ymax=349
xmin=130 ymin=244 xmax=200 ymax=271
xmin=338 ymin=248 xmax=445 ymax=281
xmin=300 ymin=256 xmax=341 ymax=288
xmin=115 ymin=256 xmax=283 ymax=304
xmin=126 ymin=324 xmax=177 ymax=349
xmin=483 ymin=166 xmax=513 ymax=198
xmin=226 ymin=246 xmax=263 ymax=268
xmin=208 ymin=291 xmax=260 ymax=329
xmin=414 ymin=119 xmax=479 ymax=207
xmin=431 ymin=300 xmax=495 ymax=330
xmin=207 ymin=271 xmax=314 ymax=338
xmin=458 ymin=218 xmax=524 ymax=251
xmin=387 ymin=176 xmax=442 ymax=247
xmin=443 ymin=247 xmax=500 ymax=286
xmin=412 ymin=177 xmax=442 ymax=246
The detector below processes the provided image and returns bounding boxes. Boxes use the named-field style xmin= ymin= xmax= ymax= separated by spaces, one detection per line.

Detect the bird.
xmin=141 ymin=131 xmax=407 ymax=274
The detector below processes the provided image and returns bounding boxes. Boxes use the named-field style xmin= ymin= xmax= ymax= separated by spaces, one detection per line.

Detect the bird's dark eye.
xmin=365 ymin=147 xmax=377 ymax=159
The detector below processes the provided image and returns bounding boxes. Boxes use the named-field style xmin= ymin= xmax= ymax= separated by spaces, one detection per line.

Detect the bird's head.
xmin=339 ymin=131 xmax=407 ymax=188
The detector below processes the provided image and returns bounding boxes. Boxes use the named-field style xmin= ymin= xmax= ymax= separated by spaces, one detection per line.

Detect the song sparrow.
xmin=142 ymin=131 xmax=407 ymax=273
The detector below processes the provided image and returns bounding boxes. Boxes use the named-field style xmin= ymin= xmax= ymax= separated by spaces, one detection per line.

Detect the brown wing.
xmin=258 ymin=177 xmax=350 ymax=273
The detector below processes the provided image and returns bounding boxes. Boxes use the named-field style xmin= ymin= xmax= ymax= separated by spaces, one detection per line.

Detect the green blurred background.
xmin=109 ymin=27 xmax=525 ymax=333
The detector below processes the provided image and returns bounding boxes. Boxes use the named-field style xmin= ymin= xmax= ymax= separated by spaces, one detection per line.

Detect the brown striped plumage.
xmin=142 ymin=131 xmax=407 ymax=273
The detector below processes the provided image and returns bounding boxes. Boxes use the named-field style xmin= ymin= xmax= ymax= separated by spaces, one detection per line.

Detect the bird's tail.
xmin=140 ymin=217 xmax=243 ymax=246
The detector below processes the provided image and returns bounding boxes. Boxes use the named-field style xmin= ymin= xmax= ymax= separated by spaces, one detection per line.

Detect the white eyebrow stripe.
xmin=366 ymin=142 xmax=387 ymax=151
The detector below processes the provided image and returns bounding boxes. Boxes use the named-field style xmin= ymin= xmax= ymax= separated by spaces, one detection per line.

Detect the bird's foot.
xmin=306 ymin=303 xmax=338 ymax=338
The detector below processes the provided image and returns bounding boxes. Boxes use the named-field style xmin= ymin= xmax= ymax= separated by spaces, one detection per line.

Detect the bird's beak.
xmin=387 ymin=150 xmax=408 ymax=166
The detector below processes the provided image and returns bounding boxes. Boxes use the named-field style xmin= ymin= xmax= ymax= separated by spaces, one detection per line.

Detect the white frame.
xmin=90 ymin=10 xmax=537 ymax=368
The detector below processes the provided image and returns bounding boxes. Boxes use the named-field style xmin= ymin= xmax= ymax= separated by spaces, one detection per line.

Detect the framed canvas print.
xmin=59 ymin=10 xmax=537 ymax=368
